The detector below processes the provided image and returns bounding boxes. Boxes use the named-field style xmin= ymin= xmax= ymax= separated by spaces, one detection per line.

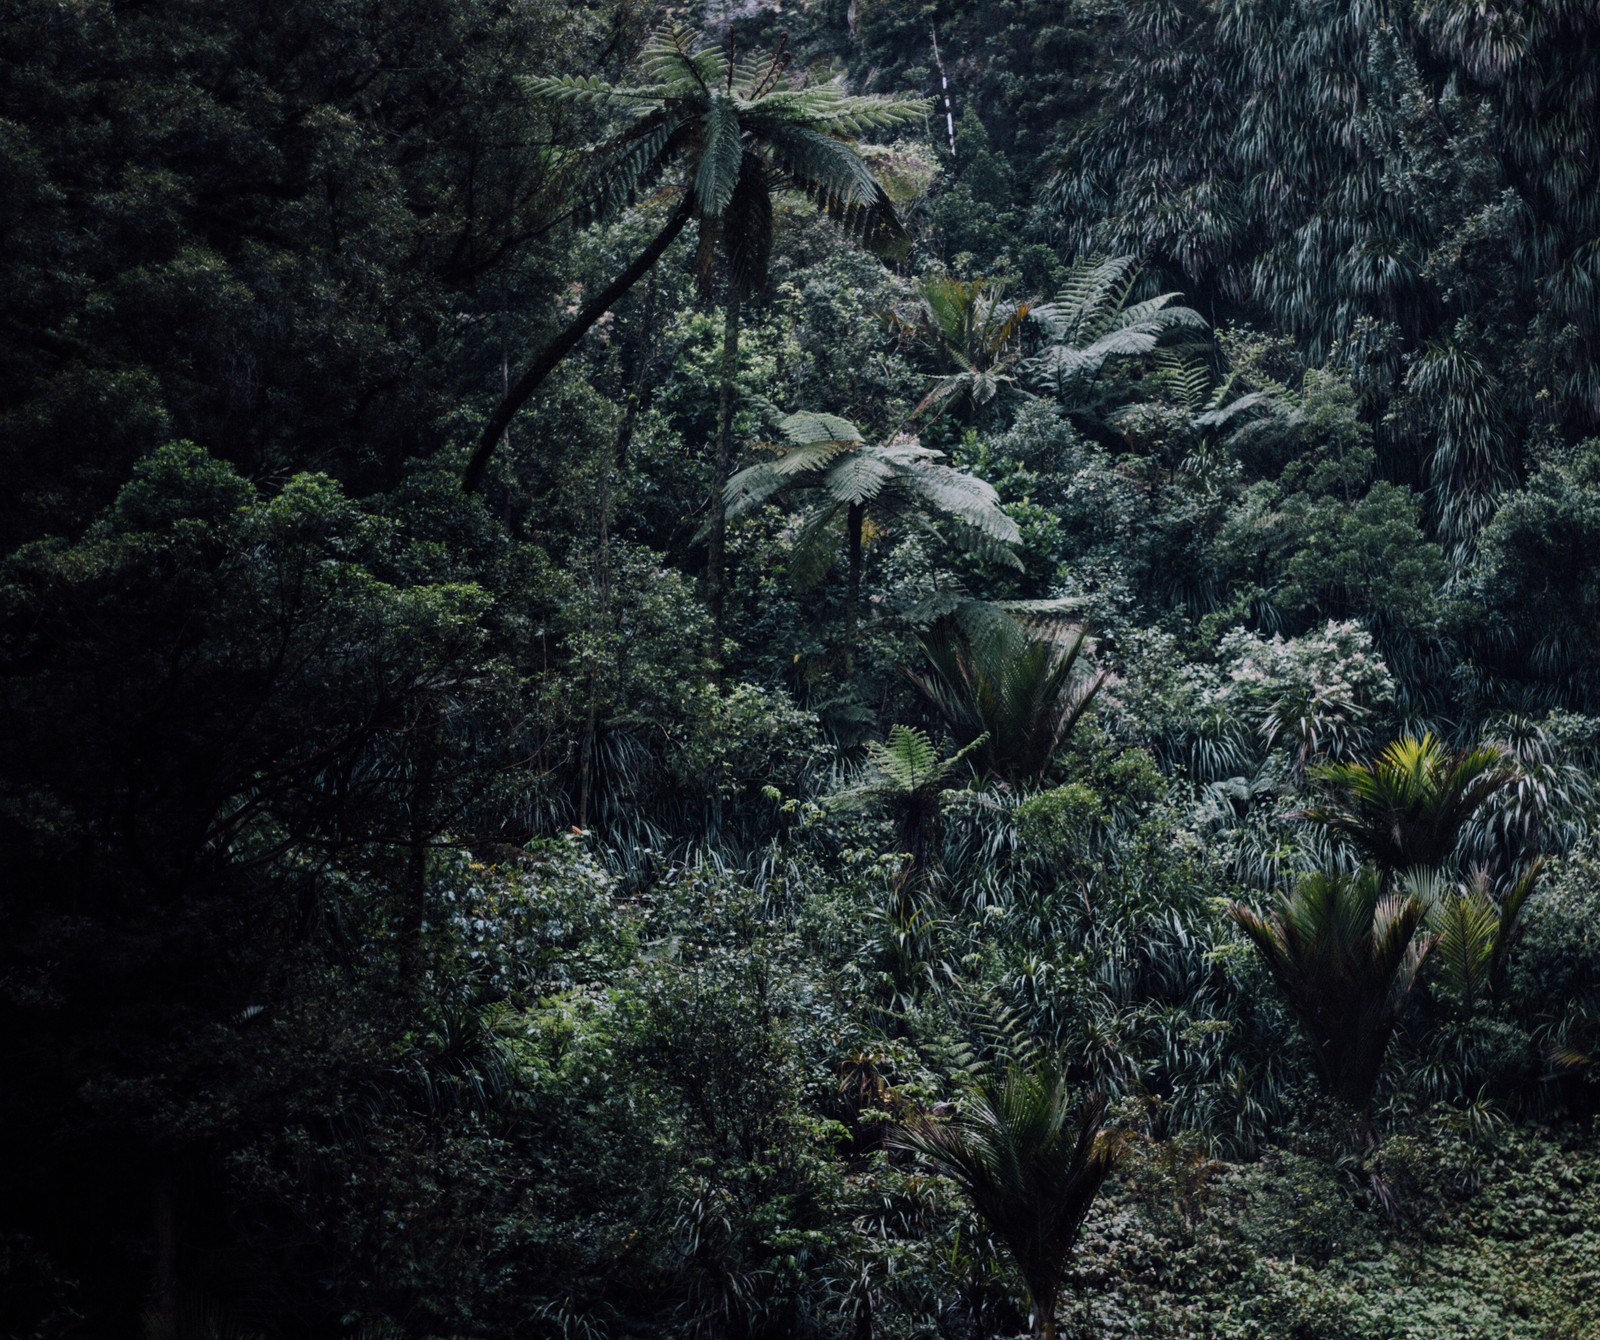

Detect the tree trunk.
xmin=844 ymin=500 xmax=865 ymax=668
xmin=705 ymin=294 xmax=742 ymax=672
xmin=462 ymin=195 xmax=694 ymax=495
xmin=150 ymin=1158 xmax=177 ymax=1329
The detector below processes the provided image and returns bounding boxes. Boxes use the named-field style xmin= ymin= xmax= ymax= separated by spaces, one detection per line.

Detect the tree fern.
xmin=720 ymin=410 xmax=1021 ymax=641
xmin=465 ymin=26 xmax=928 ymax=492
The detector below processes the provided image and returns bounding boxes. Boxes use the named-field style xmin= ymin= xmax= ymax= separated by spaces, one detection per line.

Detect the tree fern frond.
xmin=721 ymin=461 xmax=793 ymax=520
xmin=778 ymin=410 xmax=863 ymax=446
xmin=585 ymin=114 xmax=689 ymax=221
xmin=693 ymin=94 xmax=745 ymax=217
xmin=759 ymin=122 xmax=882 ymax=208
xmin=901 ymin=465 xmax=1021 ymax=545
xmin=822 ymin=449 xmax=896 ymax=504
xmin=752 ymin=87 xmax=932 ymax=132
xmin=519 ymin=74 xmax=675 ymax=107
xmin=637 ymin=25 xmax=727 ymax=92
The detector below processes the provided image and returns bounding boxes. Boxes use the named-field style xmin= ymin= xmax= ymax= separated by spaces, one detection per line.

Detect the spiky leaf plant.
xmin=1230 ymin=866 xmax=1435 ymax=1139
xmin=1045 ymin=0 xmax=1599 ymax=546
xmin=1429 ymin=860 xmax=1543 ymax=1016
xmin=894 ymin=274 xmax=1034 ymax=421
xmin=905 ymin=614 xmax=1108 ymax=787
xmin=894 ymin=1059 xmax=1119 ymax=1340
xmin=464 ymin=25 xmax=929 ymax=492
xmin=1300 ymin=733 xmax=1517 ymax=875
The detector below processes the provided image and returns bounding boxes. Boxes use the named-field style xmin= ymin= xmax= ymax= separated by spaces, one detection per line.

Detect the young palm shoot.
xmin=1430 ymin=859 xmax=1544 ymax=1016
xmin=895 ymin=274 xmax=1034 ymax=423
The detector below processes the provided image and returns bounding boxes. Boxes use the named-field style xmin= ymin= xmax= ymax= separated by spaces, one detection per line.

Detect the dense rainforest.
xmin=3 ymin=0 xmax=1600 ymax=1336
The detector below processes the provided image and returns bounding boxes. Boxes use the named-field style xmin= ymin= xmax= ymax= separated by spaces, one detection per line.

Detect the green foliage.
xmin=895 ymin=1059 xmax=1119 ymax=1340
xmin=906 ymin=614 xmax=1107 ymax=786
xmin=1230 ymin=867 xmax=1434 ymax=1124
xmin=1023 ymin=256 xmax=1208 ymax=405
xmin=1304 ymin=733 xmax=1516 ymax=874
xmin=528 ymin=23 xmax=930 ymax=283
xmin=6 ymin=0 xmax=1600 ymax=1334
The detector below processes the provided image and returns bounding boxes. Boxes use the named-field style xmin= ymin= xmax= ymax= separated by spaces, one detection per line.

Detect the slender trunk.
xmin=845 ymin=501 xmax=865 ymax=669
xmin=462 ymin=195 xmax=694 ymax=495
xmin=579 ymin=388 xmax=641 ymax=830
xmin=706 ymin=294 xmax=742 ymax=672
xmin=401 ymin=719 xmax=441 ymax=986
xmin=150 ymin=1159 xmax=177 ymax=1328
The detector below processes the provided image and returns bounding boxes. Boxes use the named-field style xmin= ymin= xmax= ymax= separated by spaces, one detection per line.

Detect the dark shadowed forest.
xmin=3 ymin=1 xmax=1599 ymax=1336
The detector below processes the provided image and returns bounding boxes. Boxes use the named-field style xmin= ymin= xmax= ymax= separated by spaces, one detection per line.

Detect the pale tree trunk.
xmin=844 ymin=501 xmax=865 ymax=671
xmin=705 ymin=294 xmax=741 ymax=672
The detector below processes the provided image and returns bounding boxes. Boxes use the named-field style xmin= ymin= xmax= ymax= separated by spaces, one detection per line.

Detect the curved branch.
xmin=462 ymin=193 xmax=695 ymax=495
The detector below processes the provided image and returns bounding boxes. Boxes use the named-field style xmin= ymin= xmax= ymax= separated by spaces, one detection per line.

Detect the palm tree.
xmin=895 ymin=1060 xmax=1119 ymax=1340
xmin=721 ymin=410 xmax=1021 ymax=644
xmin=1021 ymin=255 xmax=1207 ymax=408
xmin=904 ymin=611 xmax=1108 ymax=787
xmin=1300 ymin=733 xmax=1516 ymax=876
xmin=1430 ymin=860 xmax=1544 ymax=1016
xmin=462 ymin=25 xmax=931 ymax=611
xmin=1230 ymin=867 xmax=1435 ymax=1143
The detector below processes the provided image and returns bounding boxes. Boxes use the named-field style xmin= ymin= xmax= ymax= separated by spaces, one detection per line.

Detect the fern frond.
xmin=823 ymin=449 xmax=896 ymax=504
xmin=692 ymin=94 xmax=745 ymax=217
xmin=778 ymin=410 xmax=862 ymax=446
xmin=519 ymin=74 xmax=675 ymax=107
xmin=901 ymin=465 xmax=1021 ymax=545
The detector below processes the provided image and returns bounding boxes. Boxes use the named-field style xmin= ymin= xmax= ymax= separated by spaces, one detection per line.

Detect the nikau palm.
xmin=723 ymin=410 xmax=1021 ymax=642
xmin=1230 ymin=867 xmax=1435 ymax=1141
xmin=905 ymin=613 xmax=1107 ymax=787
xmin=895 ymin=1061 xmax=1119 ymax=1340
xmin=462 ymin=27 xmax=929 ymax=624
xmin=1430 ymin=860 xmax=1543 ymax=1016
xmin=1301 ymin=733 xmax=1516 ymax=875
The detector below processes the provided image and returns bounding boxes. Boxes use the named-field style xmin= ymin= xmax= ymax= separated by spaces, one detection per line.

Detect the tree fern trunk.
xmin=462 ymin=195 xmax=694 ymax=495
xmin=845 ymin=501 xmax=865 ymax=669
xmin=150 ymin=1158 xmax=177 ymax=1330
xmin=706 ymin=293 xmax=742 ymax=672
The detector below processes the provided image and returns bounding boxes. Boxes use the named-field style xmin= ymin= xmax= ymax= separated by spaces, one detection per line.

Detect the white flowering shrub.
xmin=1211 ymin=619 xmax=1396 ymax=766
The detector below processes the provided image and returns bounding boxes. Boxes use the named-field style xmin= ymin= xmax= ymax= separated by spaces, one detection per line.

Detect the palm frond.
xmin=1230 ymin=866 xmax=1434 ymax=1121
